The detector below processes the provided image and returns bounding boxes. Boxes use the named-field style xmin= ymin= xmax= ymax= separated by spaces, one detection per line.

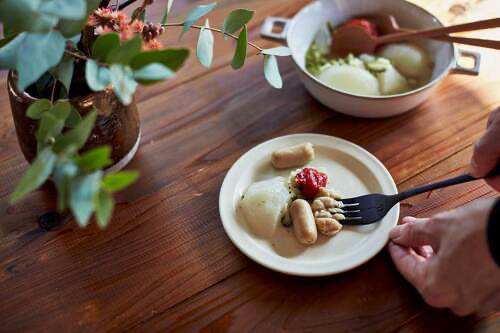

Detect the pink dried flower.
xmin=143 ymin=39 xmax=163 ymax=50
xmin=130 ymin=20 xmax=145 ymax=34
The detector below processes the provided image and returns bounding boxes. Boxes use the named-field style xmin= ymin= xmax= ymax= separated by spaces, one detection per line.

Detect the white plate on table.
xmin=219 ymin=134 xmax=399 ymax=276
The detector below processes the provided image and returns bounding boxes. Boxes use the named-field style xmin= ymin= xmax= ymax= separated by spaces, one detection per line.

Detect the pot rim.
xmin=286 ymin=0 xmax=458 ymax=101
xmin=7 ymin=71 xmax=70 ymax=103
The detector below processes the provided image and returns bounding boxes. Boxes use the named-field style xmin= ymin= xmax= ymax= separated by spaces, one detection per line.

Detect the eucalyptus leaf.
xmin=231 ymin=25 xmax=247 ymax=70
xmin=0 ymin=31 xmax=65 ymax=92
xmin=10 ymin=147 xmax=57 ymax=204
xmin=133 ymin=63 xmax=175 ymax=84
xmin=75 ymin=146 xmax=113 ymax=172
xmin=0 ymin=35 xmax=17 ymax=48
xmin=196 ymin=19 xmax=214 ymax=68
xmin=130 ymin=48 xmax=189 ymax=71
xmin=95 ymin=189 xmax=113 ymax=228
xmin=263 ymin=55 xmax=282 ymax=89
xmin=222 ymin=9 xmax=254 ymax=40
xmin=53 ymin=110 xmax=96 ymax=153
xmin=161 ymin=0 xmax=174 ymax=24
xmin=102 ymin=171 xmax=139 ymax=192
xmin=85 ymin=59 xmax=111 ymax=91
xmin=106 ymin=37 xmax=142 ymax=65
xmin=36 ymin=112 xmax=65 ymax=144
xmin=65 ymin=106 xmax=82 ymax=128
xmin=39 ymin=0 xmax=86 ymax=20
xmin=92 ymin=33 xmax=120 ymax=63
xmin=58 ymin=0 xmax=100 ymax=38
xmin=52 ymin=159 xmax=78 ymax=211
xmin=181 ymin=2 xmax=217 ymax=37
xmin=69 ymin=171 xmax=102 ymax=227
xmin=51 ymin=101 xmax=71 ymax=121
xmin=50 ymin=55 xmax=74 ymax=93
xmin=110 ymin=64 xmax=138 ymax=106
xmin=26 ymin=99 xmax=52 ymax=119
xmin=261 ymin=46 xmax=292 ymax=57
xmin=0 ymin=0 xmax=58 ymax=33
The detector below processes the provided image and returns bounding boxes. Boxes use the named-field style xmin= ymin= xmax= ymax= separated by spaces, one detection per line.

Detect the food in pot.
xmin=305 ymin=19 xmax=434 ymax=96
xmin=271 ymin=143 xmax=315 ymax=169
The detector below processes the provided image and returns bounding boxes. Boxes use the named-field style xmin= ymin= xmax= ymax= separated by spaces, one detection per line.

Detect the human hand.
xmin=388 ymin=198 xmax=500 ymax=316
xmin=470 ymin=107 xmax=500 ymax=191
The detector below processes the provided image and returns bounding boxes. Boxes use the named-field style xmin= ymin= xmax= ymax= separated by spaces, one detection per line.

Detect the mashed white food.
xmin=239 ymin=177 xmax=292 ymax=238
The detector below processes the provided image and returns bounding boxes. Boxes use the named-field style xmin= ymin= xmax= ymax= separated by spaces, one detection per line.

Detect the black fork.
xmin=338 ymin=165 xmax=500 ymax=225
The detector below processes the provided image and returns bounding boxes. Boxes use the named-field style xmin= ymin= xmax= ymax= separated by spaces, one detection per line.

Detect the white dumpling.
xmin=318 ymin=65 xmax=380 ymax=96
xmin=378 ymin=43 xmax=432 ymax=80
xmin=239 ymin=177 xmax=292 ymax=239
xmin=377 ymin=64 xmax=410 ymax=95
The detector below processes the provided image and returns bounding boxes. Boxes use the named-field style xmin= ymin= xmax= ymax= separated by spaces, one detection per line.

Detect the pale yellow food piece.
xmin=318 ymin=65 xmax=381 ymax=96
xmin=271 ymin=143 xmax=315 ymax=169
xmin=290 ymin=199 xmax=317 ymax=245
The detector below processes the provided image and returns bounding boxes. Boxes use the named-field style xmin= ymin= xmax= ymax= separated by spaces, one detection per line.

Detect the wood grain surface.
xmin=1 ymin=0 xmax=500 ymax=332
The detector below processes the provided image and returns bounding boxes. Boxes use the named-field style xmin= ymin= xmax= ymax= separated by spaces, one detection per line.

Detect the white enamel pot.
xmin=261 ymin=0 xmax=481 ymax=118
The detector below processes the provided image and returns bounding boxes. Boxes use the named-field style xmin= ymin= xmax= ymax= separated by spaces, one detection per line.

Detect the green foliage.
xmin=261 ymin=47 xmax=292 ymax=56
xmin=10 ymin=147 xmax=57 ymax=204
xmin=95 ymin=188 xmax=113 ymax=228
xmin=0 ymin=31 xmax=65 ymax=91
xmin=161 ymin=0 xmax=175 ymax=24
xmin=0 ymin=0 xmax=58 ymax=34
xmin=182 ymin=3 xmax=217 ymax=37
xmin=106 ymin=37 xmax=143 ymax=65
xmin=53 ymin=110 xmax=97 ymax=153
xmin=36 ymin=112 xmax=65 ymax=144
xmin=92 ymin=33 xmax=121 ymax=63
xmin=263 ymin=55 xmax=282 ymax=89
xmin=65 ymin=106 xmax=83 ymax=128
xmin=58 ymin=0 xmax=100 ymax=38
xmin=231 ymin=25 xmax=247 ymax=70
xmin=50 ymin=55 xmax=75 ymax=93
xmin=39 ymin=0 xmax=86 ymax=20
xmin=26 ymin=99 xmax=52 ymax=119
xmin=222 ymin=9 xmax=254 ymax=40
xmin=70 ymin=171 xmax=102 ymax=226
xmin=130 ymin=48 xmax=189 ymax=71
xmin=196 ymin=20 xmax=214 ymax=68
xmin=110 ymin=64 xmax=138 ymax=105
xmin=75 ymin=146 xmax=113 ymax=172
xmin=52 ymin=159 xmax=78 ymax=211
xmin=102 ymin=171 xmax=139 ymax=192
xmin=85 ymin=59 xmax=111 ymax=91
xmin=133 ymin=63 xmax=175 ymax=84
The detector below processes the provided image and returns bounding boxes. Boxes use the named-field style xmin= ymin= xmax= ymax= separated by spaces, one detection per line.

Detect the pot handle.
xmin=450 ymin=49 xmax=481 ymax=76
xmin=260 ymin=16 xmax=291 ymax=42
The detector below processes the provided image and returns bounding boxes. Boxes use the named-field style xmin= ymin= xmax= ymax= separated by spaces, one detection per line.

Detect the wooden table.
xmin=1 ymin=0 xmax=499 ymax=332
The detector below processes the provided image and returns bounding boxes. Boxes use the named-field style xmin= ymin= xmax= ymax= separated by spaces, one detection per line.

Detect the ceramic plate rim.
xmin=219 ymin=134 xmax=399 ymax=276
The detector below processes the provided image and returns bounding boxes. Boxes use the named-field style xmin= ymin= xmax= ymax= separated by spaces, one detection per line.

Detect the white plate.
xmin=219 ymin=134 xmax=399 ymax=276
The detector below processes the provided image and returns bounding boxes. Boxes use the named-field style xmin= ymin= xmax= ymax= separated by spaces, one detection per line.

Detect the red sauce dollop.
xmin=343 ymin=19 xmax=378 ymax=38
xmin=294 ymin=168 xmax=328 ymax=200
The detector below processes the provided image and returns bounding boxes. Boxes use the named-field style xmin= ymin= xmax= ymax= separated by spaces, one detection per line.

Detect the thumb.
xmin=390 ymin=217 xmax=439 ymax=249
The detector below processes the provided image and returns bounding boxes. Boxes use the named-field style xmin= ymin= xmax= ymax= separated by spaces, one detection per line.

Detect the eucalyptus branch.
xmin=118 ymin=0 xmax=139 ymax=10
xmin=162 ymin=23 xmax=264 ymax=52
xmin=64 ymin=49 xmax=90 ymax=61
xmin=50 ymin=80 xmax=57 ymax=102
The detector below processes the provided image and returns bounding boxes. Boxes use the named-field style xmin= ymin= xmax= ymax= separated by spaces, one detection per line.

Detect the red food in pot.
xmin=343 ymin=19 xmax=378 ymax=37
xmin=294 ymin=168 xmax=328 ymax=199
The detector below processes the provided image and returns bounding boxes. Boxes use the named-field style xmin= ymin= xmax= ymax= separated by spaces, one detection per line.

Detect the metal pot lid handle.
xmin=451 ymin=49 xmax=481 ymax=76
xmin=260 ymin=17 xmax=291 ymax=42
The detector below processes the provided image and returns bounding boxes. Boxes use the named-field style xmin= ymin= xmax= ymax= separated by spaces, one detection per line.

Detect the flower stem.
xmin=162 ymin=23 xmax=264 ymax=52
xmin=64 ymin=50 xmax=89 ymax=61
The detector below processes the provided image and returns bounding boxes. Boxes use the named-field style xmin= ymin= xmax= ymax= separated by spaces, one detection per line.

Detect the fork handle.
xmin=394 ymin=164 xmax=500 ymax=202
